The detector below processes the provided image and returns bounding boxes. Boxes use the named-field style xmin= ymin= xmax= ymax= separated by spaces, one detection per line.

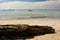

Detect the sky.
xmin=0 ymin=0 xmax=60 ymax=9
xmin=0 ymin=0 xmax=46 ymax=2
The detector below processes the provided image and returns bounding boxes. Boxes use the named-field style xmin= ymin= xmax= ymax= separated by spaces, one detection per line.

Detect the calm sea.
xmin=0 ymin=9 xmax=60 ymax=19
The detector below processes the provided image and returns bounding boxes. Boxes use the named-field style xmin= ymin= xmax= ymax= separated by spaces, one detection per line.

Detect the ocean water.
xmin=0 ymin=9 xmax=60 ymax=19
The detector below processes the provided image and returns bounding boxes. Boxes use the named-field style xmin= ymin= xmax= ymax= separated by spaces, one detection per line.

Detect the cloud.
xmin=0 ymin=0 xmax=60 ymax=9
xmin=0 ymin=0 xmax=59 ymax=2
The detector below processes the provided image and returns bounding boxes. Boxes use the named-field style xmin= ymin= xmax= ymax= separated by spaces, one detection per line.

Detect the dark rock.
xmin=0 ymin=24 xmax=55 ymax=39
xmin=27 ymin=25 xmax=55 ymax=36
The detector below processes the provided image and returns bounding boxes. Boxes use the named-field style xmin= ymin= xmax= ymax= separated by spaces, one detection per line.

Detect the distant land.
xmin=0 ymin=9 xmax=60 ymax=11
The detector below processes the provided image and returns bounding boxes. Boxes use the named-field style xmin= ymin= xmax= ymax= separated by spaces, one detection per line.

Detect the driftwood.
xmin=0 ymin=24 xmax=55 ymax=38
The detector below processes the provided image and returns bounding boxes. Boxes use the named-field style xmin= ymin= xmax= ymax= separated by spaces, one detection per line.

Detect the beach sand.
xmin=0 ymin=18 xmax=60 ymax=40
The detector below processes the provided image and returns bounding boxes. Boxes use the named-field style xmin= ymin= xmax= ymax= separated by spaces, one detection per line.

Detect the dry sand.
xmin=0 ymin=18 xmax=60 ymax=40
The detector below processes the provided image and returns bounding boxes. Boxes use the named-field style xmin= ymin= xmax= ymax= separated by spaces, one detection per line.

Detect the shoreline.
xmin=0 ymin=17 xmax=60 ymax=20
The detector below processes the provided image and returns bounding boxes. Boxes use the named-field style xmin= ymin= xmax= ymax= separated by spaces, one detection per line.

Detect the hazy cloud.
xmin=0 ymin=0 xmax=46 ymax=2
xmin=0 ymin=0 xmax=59 ymax=9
